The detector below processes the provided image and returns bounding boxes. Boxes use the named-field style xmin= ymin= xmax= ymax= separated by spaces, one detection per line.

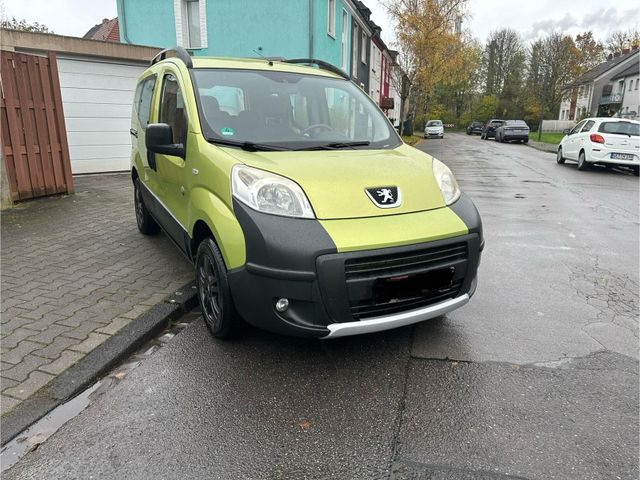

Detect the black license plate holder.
xmin=373 ymin=267 xmax=455 ymax=303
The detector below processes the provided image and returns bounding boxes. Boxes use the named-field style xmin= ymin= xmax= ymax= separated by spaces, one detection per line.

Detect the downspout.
xmin=308 ymin=0 xmax=313 ymax=58
xmin=118 ymin=0 xmax=132 ymax=44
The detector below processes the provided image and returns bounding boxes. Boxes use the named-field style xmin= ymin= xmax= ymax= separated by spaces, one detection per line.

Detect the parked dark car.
xmin=495 ymin=120 xmax=530 ymax=143
xmin=466 ymin=121 xmax=483 ymax=135
xmin=481 ymin=119 xmax=504 ymax=140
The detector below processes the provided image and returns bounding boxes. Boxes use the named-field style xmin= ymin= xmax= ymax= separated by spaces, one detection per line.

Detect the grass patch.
xmin=402 ymin=135 xmax=422 ymax=146
xmin=529 ymin=132 xmax=565 ymax=145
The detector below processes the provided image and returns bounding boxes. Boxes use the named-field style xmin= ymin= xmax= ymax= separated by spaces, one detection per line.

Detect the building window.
xmin=175 ymin=0 xmax=206 ymax=49
xmin=635 ymin=78 xmax=639 ymax=90
xmin=341 ymin=10 xmax=348 ymax=71
xmin=327 ymin=0 xmax=335 ymax=37
xmin=361 ymin=31 xmax=366 ymax=63
xmin=352 ymin=24 xmax=359 ymax=77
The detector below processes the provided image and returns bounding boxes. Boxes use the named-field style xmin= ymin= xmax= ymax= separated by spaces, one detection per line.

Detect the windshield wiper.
xmin=206 ymin=137 xmax=292 ymax=152
xmin=296 ymin=141 xmax=371 ymax=151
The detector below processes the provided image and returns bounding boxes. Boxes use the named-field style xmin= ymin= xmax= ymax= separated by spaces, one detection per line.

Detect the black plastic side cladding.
xmin=450 ymin=193 xmax=483 ymax=247
xmin=231 ymin=198 xmax=337 ymax=273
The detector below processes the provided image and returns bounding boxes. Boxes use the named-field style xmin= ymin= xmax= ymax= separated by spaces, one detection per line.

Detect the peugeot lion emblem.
xmin=365 ymin=186 xmax=402 ymax=208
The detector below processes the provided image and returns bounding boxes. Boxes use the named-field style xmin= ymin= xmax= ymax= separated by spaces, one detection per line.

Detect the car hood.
xmin=222 ymin=144 xmax=446 ymax=220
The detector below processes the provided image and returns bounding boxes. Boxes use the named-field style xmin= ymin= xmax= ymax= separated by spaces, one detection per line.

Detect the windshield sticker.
xmin=220 ymin=127 xmax=235 ymax=136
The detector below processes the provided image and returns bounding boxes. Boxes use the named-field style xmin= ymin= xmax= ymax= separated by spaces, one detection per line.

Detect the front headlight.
xmin=231 ymin=165 xmax=315 ymax=218
xmin=432 ymin=158 xmax=461 ymax=205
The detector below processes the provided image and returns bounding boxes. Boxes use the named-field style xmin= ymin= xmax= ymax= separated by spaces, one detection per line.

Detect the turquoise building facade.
xmin=117 ymin=0 xmax=374 ymax=89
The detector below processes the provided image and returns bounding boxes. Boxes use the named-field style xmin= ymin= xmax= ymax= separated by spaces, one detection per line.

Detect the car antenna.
xmin=253 ymin=48 xmax=273 ymax=66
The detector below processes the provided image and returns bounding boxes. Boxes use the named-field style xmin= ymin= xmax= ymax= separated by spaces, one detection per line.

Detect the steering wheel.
xmin=301 ymin=124 xmax=333 ymax=137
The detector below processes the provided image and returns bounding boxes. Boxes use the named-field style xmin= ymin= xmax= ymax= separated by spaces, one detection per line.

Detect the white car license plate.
xmin=611 ymin=153 xmax=633 ymax=160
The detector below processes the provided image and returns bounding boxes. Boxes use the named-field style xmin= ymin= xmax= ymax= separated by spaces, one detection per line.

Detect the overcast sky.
xmin=2 ymin=0 xmax=638 ymax=47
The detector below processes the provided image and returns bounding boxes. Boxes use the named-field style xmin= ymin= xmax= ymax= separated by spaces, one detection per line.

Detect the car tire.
xmin=134 ymin=178 xmax=159 ymax=235
xmin=523 ymin=139 xmax=528 ymax=144
xmin=633 ymin=166 xmax=639 ymax=176
xmin=196 ymin=238 xmax=239 ymax=339
xmin=577 ymin=151 xmax=589 ymax=171
xmin=556 ymin=147 xmax=565 ymax=164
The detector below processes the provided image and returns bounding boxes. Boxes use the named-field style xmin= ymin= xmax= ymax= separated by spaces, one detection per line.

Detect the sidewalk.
xmin=1 ymin=174 xmax=193 ymax=416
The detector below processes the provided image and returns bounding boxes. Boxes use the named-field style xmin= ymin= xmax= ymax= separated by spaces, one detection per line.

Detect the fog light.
xmin=275 ymin=298 xmax=289 ymax=312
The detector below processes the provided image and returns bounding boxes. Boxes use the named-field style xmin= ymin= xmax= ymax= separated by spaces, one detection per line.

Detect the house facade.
xmin=613 ymin=63 xmax=640 ymax=119
xmin=117 ymin=0 xmax=375 ymax=79
xmin=559 ymin=48 xmax=639 ymax=120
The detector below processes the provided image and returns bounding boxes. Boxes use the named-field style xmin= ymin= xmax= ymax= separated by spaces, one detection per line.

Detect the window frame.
xmin=341 ymin=10 xmax=348 ymax=71
xmin=158 ymin=72 xmax=189 ymax=146
xmin=361 ymin=31 xmax=367 ymax=64
xmin=580 ymin=120 xmax=595 ymax=133
xmin=136 ymin=74 xmax=157 ymax=130
xmin=351 ymin=23 xmax=359 ymax=77
xmin=327 ymin=0 xmax=336 ymax=38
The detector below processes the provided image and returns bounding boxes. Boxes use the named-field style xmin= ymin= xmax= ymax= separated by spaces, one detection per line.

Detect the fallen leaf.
xmin=299 ymin=419 xmax=311 ymax=430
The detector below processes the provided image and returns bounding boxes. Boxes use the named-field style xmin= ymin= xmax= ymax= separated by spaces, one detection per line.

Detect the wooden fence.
xmin=1 ymin=50 xmax=73 ymax=201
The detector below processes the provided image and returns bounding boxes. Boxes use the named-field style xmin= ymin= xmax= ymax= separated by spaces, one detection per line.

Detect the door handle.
xmin=130 ymin=128 xmax=138 ymax=138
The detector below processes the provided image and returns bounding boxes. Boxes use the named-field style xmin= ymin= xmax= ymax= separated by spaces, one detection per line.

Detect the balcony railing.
xmin=599 ymin=93 xmax=623 ymax=104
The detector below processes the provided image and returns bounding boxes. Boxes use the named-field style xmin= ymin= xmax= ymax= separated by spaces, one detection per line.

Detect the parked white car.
xmin=557 ymin=118 xmax=639 ymax=174
xmin=424 ymin=120 xmax=444 ymax=139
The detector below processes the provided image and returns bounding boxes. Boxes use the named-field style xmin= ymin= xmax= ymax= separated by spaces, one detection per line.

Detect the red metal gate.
xmin=1 ymin=50 xmax=74 ymax=201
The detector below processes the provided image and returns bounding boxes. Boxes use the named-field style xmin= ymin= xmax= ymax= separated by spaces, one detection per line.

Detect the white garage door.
xmin=57 ymin=57 xmax=146 ymax=174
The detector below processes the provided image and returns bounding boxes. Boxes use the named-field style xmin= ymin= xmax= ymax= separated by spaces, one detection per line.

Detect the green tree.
xmin=0 ymin=17 xmax=52 ymax=33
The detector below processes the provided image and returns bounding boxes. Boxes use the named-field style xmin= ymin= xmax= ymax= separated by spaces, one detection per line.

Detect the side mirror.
xmin=562 ymin=128 xmax=571 ymax=135
xmin=146 ymin=123 xmax=185 ymax=158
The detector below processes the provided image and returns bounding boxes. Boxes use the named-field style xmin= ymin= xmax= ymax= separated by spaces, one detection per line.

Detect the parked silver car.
xmin=495 ymin=120 xmax=530 ymax=143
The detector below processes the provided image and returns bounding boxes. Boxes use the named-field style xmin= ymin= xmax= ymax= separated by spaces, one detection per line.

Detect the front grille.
xmin=344 ymin=243 xmax=468 ymax=320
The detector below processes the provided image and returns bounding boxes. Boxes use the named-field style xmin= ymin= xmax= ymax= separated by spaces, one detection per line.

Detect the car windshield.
xmin=426 ymin=121 xmax=442 ymax=127
xmin=598 ymin=121 xmax=639 ymax=136
xmin=191 ymin=68 xmax=401 ymax=150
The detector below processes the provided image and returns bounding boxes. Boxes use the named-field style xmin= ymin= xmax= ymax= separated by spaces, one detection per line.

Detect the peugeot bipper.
xmin=130 ymin=48 xmax=483 ymax=339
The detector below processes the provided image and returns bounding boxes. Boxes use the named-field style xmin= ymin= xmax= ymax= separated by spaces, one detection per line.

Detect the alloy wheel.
xmin=198 ymin=254 xmax=222 ymax=329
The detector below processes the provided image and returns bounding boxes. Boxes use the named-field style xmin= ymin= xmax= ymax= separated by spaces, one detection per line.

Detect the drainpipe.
xmin=308 ymin=0 xmax=313 ymax=58
xmin=118 ymin=0 xmax=132 ymax=44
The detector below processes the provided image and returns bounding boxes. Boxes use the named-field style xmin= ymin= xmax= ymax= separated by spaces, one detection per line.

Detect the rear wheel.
xmin=556 ymin=147 xmax=565 ymax=164
xmin=134 ymin=178 xmax=159 ymax=235
xmin=196 ymin=238 xmax=239 ymax=338
xmin=577 ymin=151 xmax=589 ymax=171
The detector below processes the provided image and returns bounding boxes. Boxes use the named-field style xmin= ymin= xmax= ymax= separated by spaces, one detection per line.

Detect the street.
xmin=4 ymin=133 xmax=638 ymax=479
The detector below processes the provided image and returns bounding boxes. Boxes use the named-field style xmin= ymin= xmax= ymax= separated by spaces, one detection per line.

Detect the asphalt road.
xmin=5 ymin=133 xmax=638 ymax=479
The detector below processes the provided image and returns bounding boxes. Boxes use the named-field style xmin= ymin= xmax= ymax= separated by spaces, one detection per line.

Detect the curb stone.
xmin=0 ymin=280 xmax=198 ymax=446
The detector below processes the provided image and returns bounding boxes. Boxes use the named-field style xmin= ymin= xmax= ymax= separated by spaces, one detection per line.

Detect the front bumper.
xmin=228 ymin=195 xmax=483 ymax=338
xmin=425 ymin=131 xmax=444 ymax=137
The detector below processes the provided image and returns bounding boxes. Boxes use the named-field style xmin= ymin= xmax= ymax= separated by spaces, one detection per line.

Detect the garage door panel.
xmin=65 ymin=117 xmax=130 ymax=133
xmin=61 ymin=87 xmax=133 ymax=105
xmin=67 ymin=131 xmax=131 ymax=147
xmin=71 ymin=157 xmax=130 ymax=174
xmin=57 ymin=58 xmax=146 ymax=173
xmin=69 ymin=144 xmax=132 ymax=162
xmin=57 ymin=58 xmax=143 ymax=78
xmin=59 ymin=71 xmax=138 ymax=91
xmin=63 ymin=102 xmax=132 ymax=119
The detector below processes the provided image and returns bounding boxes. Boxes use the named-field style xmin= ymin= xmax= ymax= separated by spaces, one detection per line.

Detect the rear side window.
xmin=569 ymin=120 xmax=586 ymax=135
xmin=137 ymin=76 xmax=156 ymax=130
xmin=581 ymin=120 xmax=595 ymax=133
xmin=159 ymin=74 xmax=188 ymax=144
xmin=598 ymin=121 xmax=639 ymax=136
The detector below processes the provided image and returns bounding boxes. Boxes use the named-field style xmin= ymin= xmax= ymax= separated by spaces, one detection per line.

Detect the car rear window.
xmin=598 ymin=121 xmax=639 ymax=136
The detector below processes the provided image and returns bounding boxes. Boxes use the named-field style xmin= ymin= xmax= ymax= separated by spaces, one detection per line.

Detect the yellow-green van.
xmin=130 ymin=48 xmax=483 ymax=339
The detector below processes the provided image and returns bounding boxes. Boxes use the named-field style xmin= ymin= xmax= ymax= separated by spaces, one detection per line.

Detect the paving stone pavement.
xmin=1 ymin=174 xmax=193 ymax=415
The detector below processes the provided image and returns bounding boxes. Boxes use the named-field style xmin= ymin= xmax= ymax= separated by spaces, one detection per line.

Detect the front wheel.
xmin=134 ymin=178 xmax=159 ymax=235
xmin=196 ymin=238 xmax=239 ymax=338
xmin=577 ymin=151 xmax=589 ymax=171
xmin=556 ymin=147 xmax=565 ymax=164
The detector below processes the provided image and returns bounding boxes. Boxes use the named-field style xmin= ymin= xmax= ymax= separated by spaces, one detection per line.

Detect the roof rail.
xmin=283 ymin=58 xmax=349 ymax=80
xmin=150 ymin=47 xmax=193 ymax=68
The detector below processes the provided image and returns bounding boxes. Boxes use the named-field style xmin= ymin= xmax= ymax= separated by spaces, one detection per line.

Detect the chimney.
xmin=622 ymin=48 xmax=630 ymax=54
xmin=102 ymin=18 xmax=109 ymax=24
